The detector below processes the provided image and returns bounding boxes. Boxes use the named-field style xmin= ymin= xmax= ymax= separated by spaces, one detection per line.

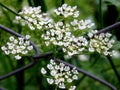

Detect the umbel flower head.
xmin=88 ymin=30 xmax=115 ymax=56
xmin=14 ymin=6 xmax=53 ymax=30
xmin=14 ymin=4 xmax=115 ymax=56
xmin=41 ymin=59 xmax=78 ymax=90
xmin=1 ymin=35 xmax=33 ymax=60
xmin=54 ymin=3 xmax=79 ymax=18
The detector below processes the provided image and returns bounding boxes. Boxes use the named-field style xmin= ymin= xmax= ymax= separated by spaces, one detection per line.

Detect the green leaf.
xmin=112 ymin=41 xmax=120 ymax=50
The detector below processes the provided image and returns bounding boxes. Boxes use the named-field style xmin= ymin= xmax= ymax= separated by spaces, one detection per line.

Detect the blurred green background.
xmin=0 ymin=0 xmax=120 ymax=90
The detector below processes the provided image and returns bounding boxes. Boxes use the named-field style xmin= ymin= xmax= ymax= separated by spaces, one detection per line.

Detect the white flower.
xmin=14 ymin=39 xmax=18 ymax=44
xmin=106 ymin=33 xmax=112 ymax=37
xmin=27 ymin=46 xmax=33 ymax=50
xmin=89 ymin=47 xmax=95 ymax=52
xmin=64 ymin=66 xmax=70 ymax=71
xmin=20 ymin=46 xmax=26 ymax=49
xmin=55 ymin=65 xmax=60 ymax=70
xmin=67 ymin=78 xmax=73 ymax=83
xmin=1 ymin=35 xmax=33 ymax=60
xmin=18 ymin=37 xmax=24 ymax=41
xmin=9 ymin=36 xmax=14 ymax=41
xmin=25 ymin=35 xmax=31 ymax=39
xmin=16 ymin=48 xmax=22 ymax=53
xmin=47 ymin=64 xmax=54 ymax=70
xmin=8 ymin=45 xmax=14 ymax=49
xmin=4 ymin=51 xmax=10 ymax=55
xmin=41 ymin=59 xmax=79 ymax=89
xmin=88 ymin=32 xmax=93 ymax=38
xmin=1 ymin=46 xmax=7 ymax=51
xmin=11 ymin=49 xmax=16 ymax=54
xmin=22 ymin=50 xmax=28 ymax=54
xmin=41 ymin=68 xmax=47 ymax=74
xmin=24 ymin=41 xmax=30 ymax=45
xmin=55 ymin=79 xmax=60 ymax=84
xmin=74 ymin=11 xmax=79 ymax=17
xmin=54 ymin=4 xmax=79 ymax=18
xmin=50 ymin=70 xmax=57 ymax=76
xmin=14 ymin=55 xmax=21 ymax=60
xmin=59 ymin=82 xmax=65 ymax=89
xmin=72 ymin=75 xmax=78 ymax=80
xmin=47 ymin=78 xmax=54 ymax=84
xmin=50 ymin=59 xmax=56 ymax=65
xmin=72 ymin=68 xmax=78 ymax=74
xmin=45 ymin=41 xmax=49 ymax=46
xmin=88 ymin=31 xmax=115 ymax=56
xmin=69 ymin=86 xmax=76 ymax=90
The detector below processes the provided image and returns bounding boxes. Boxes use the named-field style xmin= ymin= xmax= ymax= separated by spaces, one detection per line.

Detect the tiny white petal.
xmin=41 ymin=68 xmax=47 ymax=74
xmin=67 ymin=78 xmax=73 ymax=83
xmin=50 ymin=70 xmax=57 ymax=76
xmin=47 ymin=78 xmax=54 ymax=84
xmin=15 ymin=55 xmax=21 ymax=60
xmin=25 ymin=35 xmax=31 ymax=39
xmin=72 ymin=75 xmax=78 ymax=80
xmin=59 ymin=83 xmax=65 ymax=89
xmin=9 ymin=36 xmax=14 ymax=41
xmin=1 ymin=46 xmax=7 ymax=51
xmin=27 ymin=46 xmax=33 ymax=50
xmin=69 ymin=86 xmax=76 ymax=90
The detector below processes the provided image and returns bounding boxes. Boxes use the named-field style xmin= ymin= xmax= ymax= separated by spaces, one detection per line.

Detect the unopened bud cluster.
xmin=1 ymin=35 xmax=33 ymax=60
xmin=88 ymin=30 xmax=115 ymax=56
xmin=41 ymin=59 xmax=78 ymax=90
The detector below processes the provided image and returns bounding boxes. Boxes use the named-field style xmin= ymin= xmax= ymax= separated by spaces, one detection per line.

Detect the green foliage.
xmin=0 ymin=0 xmax=120 ymax=90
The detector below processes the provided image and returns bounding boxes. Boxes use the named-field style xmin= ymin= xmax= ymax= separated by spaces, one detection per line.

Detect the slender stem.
xmin=107 ymin=56 xmax=120 ymax=83
xmin=0 ymin=3 xmax=25 ymax=20
xmin=62 ymin=0 xmax=65 ymax=4
xmin=16 ymin=59 xmax=24 ymax=90
xmin=0 ymin=2 xmax=34 ymax=26
xmin=27 ymin=0 xmax=33 ymax=6
xmin=0 ymin=3 xmax=18 ymax=16
xmin=33 ymin=0 xmax=47 ymax=12
xmin=54 ymin=58 xmax=117 ymax=90
xmin=79 ymin=75 xmax=86 ymax=83
xmin=99 ymin=0 xmax=103 ymax=29
xmin=76 ymin=75 xmax=86 ymax=88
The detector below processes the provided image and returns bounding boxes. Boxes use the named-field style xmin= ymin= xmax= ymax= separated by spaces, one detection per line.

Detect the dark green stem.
xmin=33 ymin=0 xmax=47 ymax=12
xmin=0 ymin=3 xmax=19 ymax=16
xmin=55 ymin=0 xmax=65 ymax=7
xmin=27 ymin=0 xmax=33 ymax=6
xmin=62 ymin=0 xmax=64 ymax=4
xmin=107 ymin=56 xmax=120 ymax=83
xmin=15 ymin=59 xmax=24 ymax=90
xmin=77 ymin=75 xmax=86 ymax=88
xmin=99 ymin=0 xmax=103 ymax=29
xmin=0 ymin=3 xmax=25 ymax=20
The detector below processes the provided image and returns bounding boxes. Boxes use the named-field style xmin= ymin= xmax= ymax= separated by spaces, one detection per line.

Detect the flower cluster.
xmin=41 ymin=59 xmax=78 ymax=90
xmin=88 ymin=30 xmax=115 ymax=56
xmin=70 ymin=19 xmax=94 ymax=30
xmin=14 ymin=4 xmax=115 ymax=56
xmin=14 ymin=6 xmax=53 ymax=30
xmin=1 ymin=35 xmax=33 ymax=60
xmin=41 ymin=21 xmax=89 ymax=56
xmin=54 ymin=4 xmax=79 ymax=18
